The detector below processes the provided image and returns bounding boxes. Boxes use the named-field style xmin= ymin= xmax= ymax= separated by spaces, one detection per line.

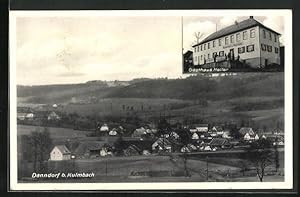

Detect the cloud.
xmin=15 ymin=16 xmax=182 ymax=85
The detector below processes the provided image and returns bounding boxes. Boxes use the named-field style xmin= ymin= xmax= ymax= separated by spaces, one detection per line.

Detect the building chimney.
xmin=250 ymin=16 xmax=253 ymax=19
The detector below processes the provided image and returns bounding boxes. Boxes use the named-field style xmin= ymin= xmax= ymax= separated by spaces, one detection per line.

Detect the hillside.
xmin=17 ymin=73 xmax=283 ymax=104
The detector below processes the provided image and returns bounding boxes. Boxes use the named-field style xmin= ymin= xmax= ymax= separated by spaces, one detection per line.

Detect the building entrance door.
xmin=230 ymin=48 xmax=234 ymax=60
xmin=264 ymin=59 xmax=268 ymax=67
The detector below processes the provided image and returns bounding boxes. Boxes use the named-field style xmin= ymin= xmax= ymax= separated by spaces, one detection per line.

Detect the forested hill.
xmin=17 ymin=73 xmax=283 ymax=103
xmin=106 ymin=73 xmax=283 ymax=100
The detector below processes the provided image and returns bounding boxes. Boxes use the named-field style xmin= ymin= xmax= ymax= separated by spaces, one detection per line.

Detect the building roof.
xmin=183 ymin=50 xmax=193 ymax=58
xmin=209 ymin=138 xmax=230 ymax=146
xmin=193 ymin=17 xmax=281 ymax=47
xmin=239 ymin=127 xmax=254 ymax=135
xmin=55 ymin=145 xmax=71 ymax=155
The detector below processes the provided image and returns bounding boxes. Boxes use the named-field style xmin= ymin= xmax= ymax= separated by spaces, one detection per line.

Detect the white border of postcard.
xmin=9 ymin=9 xmax=293 ymax=191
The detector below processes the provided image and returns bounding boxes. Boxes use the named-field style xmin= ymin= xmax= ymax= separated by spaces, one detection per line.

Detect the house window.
xmin=267 ymin=45 xmax=272 ymax=52
xmin=230 ymin=35 xmax=234 ymax=43
xmin=263 ymin=29 xmax=266 ymax=38
xmin=247 ymin=44 xmax=254 ymax=52
xmin=198 ymin=56 xmax=200 ymax=64
xmin=238 ymin=46 xmax=245 ymax=54
xmin=225 ymin=37 xmax=229 ymax=45
xmin=269 ymin=32 xmax=272 ymax=40
xmin=218 ymin=39 xmax=222 ymax=46
xmin=274 ymin=34 xmax=277 ymax=42
xmin=201 ymin=55 xmax=203 ymax=60
xmin=194 ymin=57 xmax=197 ymax=62
xmin=219 ymin=51 xmax=224 ymax=57
xmin=275 ymin=47 xmax=279 ymax=53
xmin=250 ymin=29 xmax=255 ymax=38
xmin=261 ymin=44 xmax=266 ymax=51
xmin=243 ymin=31 xmax=248 ymax=40
xmin=200 ymin=45 xmax=203 ymax=51
xmin=208 ymin=54 xmax=210 ymax=59
xmin=236 ymin=33 xmax=241 ymax=42
xmin=213 ymin=52 xmax=217 ymax=57
xmin=194 ymin=47 xmax=196 ymax=52
xmin=213 ymin=40 xmax=216 ymax=47
xmin=208 ymin=42 xmax=210 ymax=49
xmin=204 ymin=43 xmax=206 ymax=50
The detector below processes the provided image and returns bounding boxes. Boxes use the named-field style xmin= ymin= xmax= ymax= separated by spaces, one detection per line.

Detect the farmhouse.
xmin=152 ymin=138 xmax=172 ymax=152
xmin=17 ymin=107 xmax=35 ymax=120
xmin=50 ymin=145 xmax=71 ymax=161
xmin=192 ymin=16 xmax=281 ymax=68
xmin=209 ymin=138 xmax=231 ymax=149
xmin=123 ymin=145 xmax=141 ymax=156
xmin=47 ymin=111 xmax=61 ymax=121
xmin=190 ymin=124 xmax=209 ymax=132
xmin=100 ymin=124 xmax=109 ymax=132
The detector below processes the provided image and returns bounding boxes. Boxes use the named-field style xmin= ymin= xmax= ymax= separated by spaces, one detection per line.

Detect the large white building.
xmin=192 ymin=16 xmax=281 ymax=68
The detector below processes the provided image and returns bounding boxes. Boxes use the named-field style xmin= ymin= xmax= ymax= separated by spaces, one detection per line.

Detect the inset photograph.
xmin=183 ymin=16 xmax=284 ymax=73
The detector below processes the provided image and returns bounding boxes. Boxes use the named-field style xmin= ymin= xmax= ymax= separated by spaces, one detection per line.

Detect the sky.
xmin=15 ymin=14 xmax=284 ymax=85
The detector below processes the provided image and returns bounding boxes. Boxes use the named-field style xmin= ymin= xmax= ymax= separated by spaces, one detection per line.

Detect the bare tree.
xmin=194 ymin=32 xmax=204 ymax=44
xmin=246 ymin=139 xmax=273 ymax=182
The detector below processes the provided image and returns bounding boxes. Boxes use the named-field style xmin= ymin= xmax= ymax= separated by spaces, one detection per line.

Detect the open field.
xmin=17 ymin=124 xmax=92 ymax=139
xmin=18 ymin=154 xmax=284 ymax=183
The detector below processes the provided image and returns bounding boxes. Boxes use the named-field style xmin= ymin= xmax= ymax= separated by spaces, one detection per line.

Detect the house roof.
xmin=55 ymin=145 xmax=71 ymax=155
xmin=239 ymin=127 xmax=254 ymax=135
xmin=183 ymin=50 xmax=193 ymax=58
xmin=209 ymin=138 xmax=230 ymax=146
xmin=193 ymin=124 xmax=209 ymax=128
xmin=74 ymin=141 xmax=112 ymax=155
xmin=193 ymin=17 xmax=281 ymax=47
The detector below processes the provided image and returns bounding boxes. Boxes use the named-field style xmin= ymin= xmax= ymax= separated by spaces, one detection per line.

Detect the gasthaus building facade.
xmin=192 ymin=16 xmax=281 ymax=68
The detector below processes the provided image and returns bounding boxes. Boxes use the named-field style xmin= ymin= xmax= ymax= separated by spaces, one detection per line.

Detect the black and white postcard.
xmin=9 ymin=10 xmax=293 ymax=191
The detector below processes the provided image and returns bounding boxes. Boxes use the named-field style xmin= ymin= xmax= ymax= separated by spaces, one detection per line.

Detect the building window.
xmin=275 ymin=47 xmax=279 ymax=53
xmin=243 ymin=31 xmax=248 ymax=40
xmin=198 ymin=56 xmax=200 ymax=64
xmin=261 ymin=44 xmax=266 ymax=51
xmin=218 ymin=39 xmax=222 ymax=46
xmin=200 ymin=45 xmax=202 ymax=51
xmin=247 ymin=44 xmax=254 ymax=52
xmin=230 ymin=35 xmax=234 ymax=43
xmin=274 ymin=34 xmax=277 ymax=42
xmin=194 ymin=57 xmax=197 ymax=62
xmin=250 ymin=29 xmax=255 ymax=38
xmin=225 ymin=37 xmax=229 ymax=45
xmin=194 ymin=48 xmax=196 ymax=52
xmin=213 ymin=40 xmax=216 ymax=47
xmin=204 ymin=43 xmax=206 ymax=50
xmin=263 ymin=29 xmax=266 ymax=39
xmin=238 ymin=46 xmax=245 ymax=54
xmin=201 ymin=55 xmax=203 ymax=60
xmin=267 ymin=45 xmax=272 ymax=52
xmin=208 ymin=54 xmax=210 ymax=59
xmin=236 ymin=33 xmax=241 ymax=42
xmin=208 ymin=42 xmax=210 ymax=49
xmin=219 ymin=51 xmax=224 ymax=57
xmin=269 ymin=32 xmax=272 ymax=40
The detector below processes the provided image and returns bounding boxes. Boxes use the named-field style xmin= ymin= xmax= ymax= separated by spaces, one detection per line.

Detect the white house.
xmin=100 ymin=124 xmax=109 ymax=132
xmin=48 ymin=111 xmax=61 ymax=121
xmin=194 ymin=124 xmax=209 ymax=132
xmin=192 ymin=16 xmax=281 ymax=68
xmin=192 ymin=133 xmax=199 ymax=140
xmin=109 ymin=129 xmax=118 ymax=136
xmin=50 ymin=145 xmax=71 ymax=161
